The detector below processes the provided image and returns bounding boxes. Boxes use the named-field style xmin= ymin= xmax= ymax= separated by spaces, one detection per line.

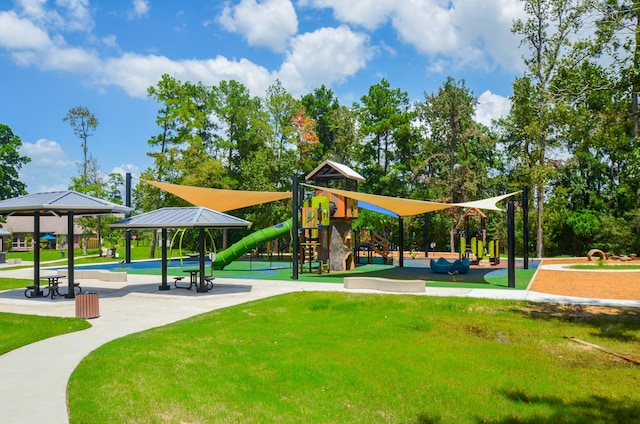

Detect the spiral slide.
xmin=212 ymin=218 xmax=293 ymax=270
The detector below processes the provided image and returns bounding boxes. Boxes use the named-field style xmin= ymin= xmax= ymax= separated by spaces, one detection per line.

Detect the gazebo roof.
xmin=0 ymin=190 xmax=131 ymax=216
xmin=110 ymin=207 xmax=252 ymax=229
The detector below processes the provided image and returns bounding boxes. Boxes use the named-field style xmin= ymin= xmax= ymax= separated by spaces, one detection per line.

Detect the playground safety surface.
xmin=531 ymin=258 xmax=640 ymax=302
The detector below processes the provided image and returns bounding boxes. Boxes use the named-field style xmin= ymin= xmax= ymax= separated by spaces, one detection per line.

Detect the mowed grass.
xmin=0 ymin=312 xmax=91 ymax=355
xmin=68 ymin=293 xmax=640 ymax=423
xmin=0 ymin=277 xmax=37 ymax=291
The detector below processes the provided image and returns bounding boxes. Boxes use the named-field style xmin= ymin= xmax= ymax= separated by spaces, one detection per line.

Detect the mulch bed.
xmin=529 ymin=259 xmax=640 ymax=301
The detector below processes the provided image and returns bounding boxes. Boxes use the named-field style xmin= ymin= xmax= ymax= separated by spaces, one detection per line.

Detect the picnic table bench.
xmin=24 ymin=275 xmax=81 ymax=299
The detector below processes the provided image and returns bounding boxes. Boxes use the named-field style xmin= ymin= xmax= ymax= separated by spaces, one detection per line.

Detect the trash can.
xmin=75 ymin=292 xmax=99 ymax=319
xmin=0 ymin=252 xmax=5 ymax=263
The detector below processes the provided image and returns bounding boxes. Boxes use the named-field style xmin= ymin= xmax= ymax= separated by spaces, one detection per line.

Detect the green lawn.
xmin=0 ymin=277 xmax=37 ymax=291
xmin=5 ymin=245 xmax=155 ymax=266
xmin=0 ymin=312 xmax=91 ymax=355
xmin=68 ymin=293 xmax=640 ymax=423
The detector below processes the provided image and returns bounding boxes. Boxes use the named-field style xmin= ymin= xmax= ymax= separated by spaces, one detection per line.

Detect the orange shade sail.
xmin=141 ymin=180 xmax=291 ymax=212
xmin=143 ymin=179 xmax=519 ymax=217
xmin=305 ymin=184 xmax=520 ymax=217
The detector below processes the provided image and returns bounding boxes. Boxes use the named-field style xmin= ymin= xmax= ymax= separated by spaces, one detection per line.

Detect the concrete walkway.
xmin=0 ymin=267 xmax=638 ymax=424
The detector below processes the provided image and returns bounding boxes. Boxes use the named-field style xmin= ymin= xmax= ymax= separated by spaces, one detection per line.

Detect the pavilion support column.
xmin=424 ymin=213 xmax=429 ymax=258
xmin=125 ymin=172 xmax=132 ymax=264
xmin=292 ymin=175 xmax=300 ymax=280
xmin=398 ymin=217 xmax=404 ymax=268
xmin=159 ymin=228 xmax=170 ymax=290
xmin=507 ymin=201 xmax=516 ymax=289
xmin=197 ymin=228 xmax=207 ymax=292
xmin=523 ymin=186 xmax=529 ymax=270
xmin=66 ymin=211 xmax=76 ymax=298
xmin=33 ymin=211 xmax=43 ymax=296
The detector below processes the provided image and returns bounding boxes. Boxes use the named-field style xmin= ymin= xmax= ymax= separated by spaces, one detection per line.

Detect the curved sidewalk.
xmin=0 ymin=271 xmax=638 ymax=424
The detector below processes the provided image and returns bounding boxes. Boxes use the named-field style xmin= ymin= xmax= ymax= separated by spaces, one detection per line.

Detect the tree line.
xmin=2 ymin=0 xmax=639 ymax=258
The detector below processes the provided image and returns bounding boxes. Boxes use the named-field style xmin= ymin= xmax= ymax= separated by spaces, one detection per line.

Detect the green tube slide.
xmin=212 ymin=218 xmax=293 ymax=270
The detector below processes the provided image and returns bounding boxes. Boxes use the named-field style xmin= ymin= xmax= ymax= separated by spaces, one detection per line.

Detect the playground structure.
xmin=429 ymin=257 xmax=470 ymax=274
xmin=299 ymin=160 xmax=363 ymax=273
xmin=138 ymin=164 xmax=525 ymax=283
xmin=354 ymin=228 xmax=391 ymax=265
xmin=458 ymin=208 xmax=500 ymax=266
xmin=211 ymin=219 xmax=292 ymax=270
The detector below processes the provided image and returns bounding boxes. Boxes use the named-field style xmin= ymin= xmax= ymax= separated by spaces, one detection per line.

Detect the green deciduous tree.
xmin=417 ymin=77 xmax=494 ymax=251
xmin=355 ymin=78 xmax=414 ymax=195
xmin=508 ymin=0 xmax=589 ymax=257
xmin=212 ymin=80 xmax=265 ymax=179
xmin=327 ymin=105 xmax=359 ymax=167
xmin=300 ymin=85 xmax=340 ymax=161
xmin=0 ymin=123 xmax=30 ymax=199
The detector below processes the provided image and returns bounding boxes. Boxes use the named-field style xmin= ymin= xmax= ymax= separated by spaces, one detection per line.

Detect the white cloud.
xmin=98 ymin=53 xmax=274 ymax=98
xmin=391 ymin=2 xmax=457 ymax=54
xmin=20 ymin=138 xmax=75 ymax=193
xmin=56 ymin=0 xmax=93 ymax=31
xmin=453 ymin=0 xmax=525 ymax=72
xmin=111 ymin=164 xmax=140 ymax=179
xmin=0 ymin=11 xmax=52 ymax=49
xmin=129 ymin=0 xmax=150 ymax=19
xmin=277 ymin=26 xmax=372 ymax=94
xmin=102 ymin=34 xmax=118 ymax=48
xmin=475 ymin=90 xmax=511 ymax=127
xmin=20 ymin=138 xmax=68 ymax=166
xmin=218 ymin=0 xmax=298 ymax=52
xmin=10 ymin=42 xmax=100 ymax=74
xmin=16 ymin=0 xmax=93 ymax=32
xmin=303 ymin=0 xmax=523 ymax=72
xmin=300 ymin=0 xmax=395 ymax=30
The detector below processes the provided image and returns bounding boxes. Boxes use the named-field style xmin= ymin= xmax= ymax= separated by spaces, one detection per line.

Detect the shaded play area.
xmin=71 ymin=253 xmax=537 ymax=291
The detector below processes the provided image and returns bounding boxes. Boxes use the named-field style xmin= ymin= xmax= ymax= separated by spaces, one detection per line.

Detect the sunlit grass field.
xmin=68 ymin=293 xmax=640 ymax=423
xmin=0 ymin=312 xmax=90 ymax=355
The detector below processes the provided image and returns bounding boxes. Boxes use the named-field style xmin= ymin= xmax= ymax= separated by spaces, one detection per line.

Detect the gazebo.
xmin=0 ymin=191 xmax=131 ymax=298
xmin=110 ymin=207 xmax=252 ymax=292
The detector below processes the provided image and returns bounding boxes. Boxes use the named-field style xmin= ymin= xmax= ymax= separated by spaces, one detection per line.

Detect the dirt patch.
xmin=530 ymin=259 xmax=640 ymax=302
xmin=522 ymin=303 xmax=640 ymax=320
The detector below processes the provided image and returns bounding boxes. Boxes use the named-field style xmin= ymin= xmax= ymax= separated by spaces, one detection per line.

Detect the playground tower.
xmin=304 ymin=160 xmax=364 ymax=272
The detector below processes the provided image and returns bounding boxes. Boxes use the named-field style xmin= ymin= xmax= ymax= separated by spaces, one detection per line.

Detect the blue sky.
xmin=0 ymin=0 xmax=525 ymax=194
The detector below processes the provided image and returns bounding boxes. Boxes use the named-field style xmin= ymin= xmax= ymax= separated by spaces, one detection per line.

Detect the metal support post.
xmin=507 ymin=201 xmax=516 ymax=288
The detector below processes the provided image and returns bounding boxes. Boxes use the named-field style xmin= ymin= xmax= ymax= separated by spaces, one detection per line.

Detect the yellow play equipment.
xmin=458 ymin=208 xmax=500 ymax=265
xmin=299 ymin=195 xmax=331 ymax=274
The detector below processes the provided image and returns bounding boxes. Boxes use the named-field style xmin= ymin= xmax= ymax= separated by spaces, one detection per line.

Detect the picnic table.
xmin=174 ymin=269 xmax=214 ymax=291
xmin=25 ymin=275 xmax=63 ymax=299
xmin=24 ymin=275 xmax=81 ymax=299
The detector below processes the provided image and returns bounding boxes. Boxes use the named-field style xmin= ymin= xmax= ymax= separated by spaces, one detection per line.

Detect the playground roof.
xmin=141 ymin=179 xmax=291 ymax=212
xmin=110 ymin=207 xmax=252 ymax=229
xmin=306 ymin=160 xmax=365 ymax=182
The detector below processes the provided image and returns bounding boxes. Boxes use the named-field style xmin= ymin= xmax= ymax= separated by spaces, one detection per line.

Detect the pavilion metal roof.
xmin=110 ymin=207 xmax=252 ymax=229
xmin=0 ymin=190 xmax=131 ymax=216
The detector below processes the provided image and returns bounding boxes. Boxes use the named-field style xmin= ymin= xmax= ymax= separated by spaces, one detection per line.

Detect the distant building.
xmin=1 ymin=216 xmax=91 ymax=251
xmin=0 ymin=228 xmax=9 ymax=252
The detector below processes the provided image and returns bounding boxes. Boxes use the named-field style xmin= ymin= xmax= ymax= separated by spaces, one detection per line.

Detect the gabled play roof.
xmin=110 ymin=207 xmax=252 ymax=229
xmin=0 ymin=190 xmax=131 ymax=216
xmin=306 ymin=160 xmax=365 ymax=182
